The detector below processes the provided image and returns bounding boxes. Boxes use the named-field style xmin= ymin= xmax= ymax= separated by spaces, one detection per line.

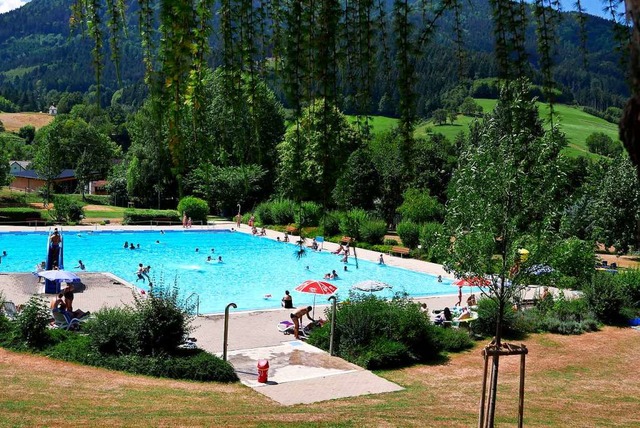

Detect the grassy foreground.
xmin=0 ymin=327 xmax=637 ymax=427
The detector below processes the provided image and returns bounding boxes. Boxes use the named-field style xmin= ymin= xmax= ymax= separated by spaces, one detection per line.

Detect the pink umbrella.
xmin=295 ymin=280 xmax=338 ymax=317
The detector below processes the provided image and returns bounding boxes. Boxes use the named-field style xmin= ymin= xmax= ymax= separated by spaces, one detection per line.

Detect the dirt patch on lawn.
xmin=0 ymin=112 xmax=54 ymax=132
xmin=83 ymin=204 xmax=117 ymax=212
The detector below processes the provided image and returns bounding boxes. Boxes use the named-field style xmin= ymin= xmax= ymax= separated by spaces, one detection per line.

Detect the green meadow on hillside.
xmin=347 ymin=115 xmax=399 ymax=135
xmin=414 ymin=99 xmax=620 ymax=158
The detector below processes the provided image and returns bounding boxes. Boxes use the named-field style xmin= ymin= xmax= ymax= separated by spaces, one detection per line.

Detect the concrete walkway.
xmin=0 ymin=223 xmax=467 ymax=405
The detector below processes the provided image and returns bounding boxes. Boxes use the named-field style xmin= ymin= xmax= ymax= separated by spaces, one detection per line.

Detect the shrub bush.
xmin=356 ymin=338 xmax=410 ymax=370
xmin=15 ymin=297 xmax=51 ymax=348
xmin=308 ymin=294 xmax=442 ymax=369
xmin=616 ymin=269 xmax=640 ymax=310
xmin=419 ymin=222 xmax=446 ymax=262
xmin=549 ymin=237 xmax=595 ymax=289
xmin=432 ymin=327 xmax=474 ymax=352
xmin=321 ymin=211 xmax=342 ymax=236
xmin=85 ymin=307 xmax=138 ymax=355
xmin=122 ymin=209 xmax=180 ymax=225
xmin=384 ymin=238 xmax=399 ymax=246
xmin=45 ymin=334 xmax=238 ymax=382
xmin=339 ymin=209 xmax=369 ymax=240
xmin=583 ymin=272 xmax=627 ymax=325
xmin=472 ymin=298 xmax=521 ymax=339
xmin=177 ymin=196 xmax=209 ymax=223
xmin=132 ymin=284 xmax=193 ymax=356
xmin=295 ymin=201 xmax=322 ymax=227
xmin=359 ymin=219 xmax=387 ymax=245
xmin=0 ymin=193 xmax=27 ymax=207
xmin=397 ymin=187 xmax=443 ymax=223
xmin=270 ymin=199 xmax=296 ymax=225
xmin=518 ymin=295 xmax=600 ymax=335
xmin=397 ymin=221 xmax=420 ymax=249
xmin=254 ymin=201 xmax=273 ymax=225
xmin=51 ymin=195 xmax=84 ymax=223
xmin=0 ymin=208 xmax=42 ymax=224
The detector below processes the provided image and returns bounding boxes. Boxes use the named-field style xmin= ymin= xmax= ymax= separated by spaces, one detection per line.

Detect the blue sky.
xmin=0 ymin=0 xmax=28 ymax=14
xmin=0 ymin=0 xmax=621 ymax=19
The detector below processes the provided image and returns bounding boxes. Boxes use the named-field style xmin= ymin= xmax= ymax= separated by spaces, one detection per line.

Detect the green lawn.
xmin=347 ymin=115 xmax=399 ymax=134
xmin=415 ymin=99 xmax=619 ymax=158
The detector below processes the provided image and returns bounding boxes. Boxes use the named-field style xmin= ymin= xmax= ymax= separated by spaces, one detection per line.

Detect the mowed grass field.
xmin=0 ymin=327 xmax=637 ymax=427
xmin=0 ymin=112 xmax=54 ymax=132
xmin=414 ymin=99 xmax=620 ymax=158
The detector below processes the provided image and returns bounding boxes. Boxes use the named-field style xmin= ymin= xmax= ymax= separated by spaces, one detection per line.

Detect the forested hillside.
xmin=0 ymin=0 xmax=628 ymax=115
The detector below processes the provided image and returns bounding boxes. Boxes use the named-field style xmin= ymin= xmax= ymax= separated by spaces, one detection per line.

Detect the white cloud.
xmin=0 ymin=0 xmax=29 ymax=14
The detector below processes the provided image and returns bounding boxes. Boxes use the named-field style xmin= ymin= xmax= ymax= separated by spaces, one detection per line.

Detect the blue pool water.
xmin=0 ymin=230 xmax=453 ymax=313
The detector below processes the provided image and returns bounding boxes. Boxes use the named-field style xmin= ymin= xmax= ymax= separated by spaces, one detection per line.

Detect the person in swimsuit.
xmin=290 ymin=306 xmax=314 ymax=339
xmin=281 ymin=290 xmax=293 ymax=309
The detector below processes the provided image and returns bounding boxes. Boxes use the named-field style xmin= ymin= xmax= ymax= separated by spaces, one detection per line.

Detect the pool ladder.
xmin=186 ymin=292 xmax=200 ymax=316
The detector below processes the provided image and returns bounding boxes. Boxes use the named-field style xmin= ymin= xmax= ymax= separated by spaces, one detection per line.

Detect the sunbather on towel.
xmin=290 ymin=306 xmax=314 ymax=339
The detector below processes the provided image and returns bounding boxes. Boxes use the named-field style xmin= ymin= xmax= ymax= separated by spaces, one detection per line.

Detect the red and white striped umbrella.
xmin=452 ymin=277 xmax=491 ymax=288
xmin=295 ymin=280 xmax=338 ymax=318
xmin=295 ymin=280 xmax=338 ymax=295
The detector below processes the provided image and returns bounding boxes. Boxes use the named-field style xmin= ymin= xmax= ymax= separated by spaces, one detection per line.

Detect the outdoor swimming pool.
xmin=0 ymin=229 xmax=454 ymax=313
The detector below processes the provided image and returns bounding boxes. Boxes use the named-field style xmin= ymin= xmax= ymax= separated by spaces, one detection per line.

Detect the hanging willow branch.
xmin=137 ymin=0 xmax=156 ymax=84
xmin=573 ymin=0 xmax=589 ymax=68
xmin=534 ymin=0 xmax=562 ymax=122
xmin=105 ymin=0 xmax=127 ymax=84
xmin=451 ymin=0 xmax=466 ymax=80
xmin=71 ymin=0 xmax=104 ymax=104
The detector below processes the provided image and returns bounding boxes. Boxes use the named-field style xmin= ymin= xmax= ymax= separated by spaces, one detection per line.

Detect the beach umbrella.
xmin=38 ymin=270 xmax=80 ymax=282
xmin=295 ymin=280 xmax=338 ymax=317
xmin=452 ymin=277 xmax=491 ymax=287
xmin=526 ymin=264 xmax=554 ymax=275
xmin=352 ymin=280 xmax=392 ymax=292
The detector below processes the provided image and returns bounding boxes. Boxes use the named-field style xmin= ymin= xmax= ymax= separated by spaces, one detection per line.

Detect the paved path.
xmin=0 ymin=223 xmax=473 ymax=405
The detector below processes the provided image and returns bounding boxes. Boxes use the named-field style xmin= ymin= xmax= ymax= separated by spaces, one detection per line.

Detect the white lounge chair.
xmin=51 ymin=310 xmax=85 ymax=330
xmin=1 ymin=301 xmax=19 ymax=320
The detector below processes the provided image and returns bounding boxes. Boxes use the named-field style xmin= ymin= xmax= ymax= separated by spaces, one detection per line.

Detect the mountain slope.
xmin=0 ymin=0 xmax=628 ymax=114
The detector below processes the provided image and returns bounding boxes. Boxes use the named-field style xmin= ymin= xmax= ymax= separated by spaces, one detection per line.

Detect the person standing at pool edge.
xmin=291 ymin=306 xmax=314 ymax=339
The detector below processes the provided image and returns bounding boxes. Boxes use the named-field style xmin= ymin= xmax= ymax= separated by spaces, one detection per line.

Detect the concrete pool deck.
xmin=0 ymin=223 xmax=470 ymax=405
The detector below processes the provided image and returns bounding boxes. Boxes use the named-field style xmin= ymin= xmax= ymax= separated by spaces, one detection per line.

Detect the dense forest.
xmin=0 ymin=0 xmax=628 ymax=115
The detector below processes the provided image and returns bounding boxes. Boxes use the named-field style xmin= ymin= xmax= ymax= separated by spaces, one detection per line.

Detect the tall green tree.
xmin=33 ymin=117 xmax=118 ymax=200
xmin=32 ymin=126 xmax=64 ymax=204
xmin=587 ymin=156 xmax=640 ymax=253
xmin=126 ymin=99 xmax=175 ymax=207
xmin=444 ymin=79 xmax=567 ymax=426
xmin=276 ymin=100 xmax=359 ymax=203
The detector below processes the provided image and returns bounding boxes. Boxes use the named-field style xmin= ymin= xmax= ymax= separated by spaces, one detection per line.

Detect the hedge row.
xmin=122 ymin=209 xmax=181 ymax=225
xmin=0 ymin=208 xmax=43 ymax=223
xmin=45 ymin=333 xmax=238 ymax=382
